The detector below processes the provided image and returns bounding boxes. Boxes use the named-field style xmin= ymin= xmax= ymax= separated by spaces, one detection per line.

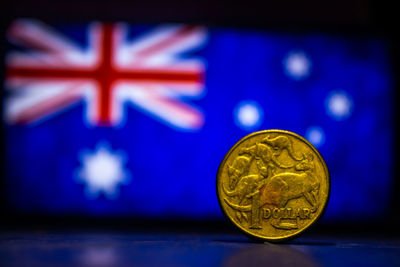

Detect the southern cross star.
xmin=76 ymin=142 xmax=130 ymax=199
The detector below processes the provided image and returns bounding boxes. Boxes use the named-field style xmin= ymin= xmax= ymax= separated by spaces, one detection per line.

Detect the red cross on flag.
xmin=5 ymin=19 xmax=207 ymax=130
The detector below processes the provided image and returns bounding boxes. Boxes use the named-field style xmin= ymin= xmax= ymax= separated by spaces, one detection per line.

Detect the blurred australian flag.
xmin=2 ymin=19 xmax=393 ymax=222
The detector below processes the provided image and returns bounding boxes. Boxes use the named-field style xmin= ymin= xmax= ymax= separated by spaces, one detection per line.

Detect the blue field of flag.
xmin=3 ymin=20 xmax=393 ymax=222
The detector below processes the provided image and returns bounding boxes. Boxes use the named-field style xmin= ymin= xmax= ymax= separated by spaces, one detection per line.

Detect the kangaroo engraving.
xmin=225 ymin=144 xmax=280 ymax=205
xmin=260 ymin=154 xmax=319 ymax=212
xmin=227 ymin=156 xmax=252 ymax=190
xmin=224 ymin=141 xmax=296 ymax=221
xmin=262 ymin=135 xmax=304 ymax=161
xmin=224 ymin=158 xmax=270 ymax=222
xmin=259 ymin=153 xmax=319 ymax=229
xmin=239 ymin=142 xmax=294 ymax=170
xmin=223 ymin=174 xmax=265 ymax=202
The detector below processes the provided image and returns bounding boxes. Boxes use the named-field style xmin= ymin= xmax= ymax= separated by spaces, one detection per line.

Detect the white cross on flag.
xmin=5 ymin=19 xmax=207 ymax=130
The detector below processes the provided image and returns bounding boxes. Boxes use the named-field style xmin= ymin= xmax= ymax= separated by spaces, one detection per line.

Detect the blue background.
xmin=3 ymin=22 xmax=393 ymax=222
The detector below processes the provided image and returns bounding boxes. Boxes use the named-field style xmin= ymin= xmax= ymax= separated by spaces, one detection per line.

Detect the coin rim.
xmin=216 ymin=129 xmax=331 ymax=242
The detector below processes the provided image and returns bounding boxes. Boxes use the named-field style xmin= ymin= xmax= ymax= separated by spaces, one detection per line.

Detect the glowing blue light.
xmin=76 ymin=142 xmax=131 ymax=199
xmin=234 ymin=101 xmax=264 ymax=130
xmin=325 ymin=90 xmax=353 ymax=120
xmin=305 ymin=126 xmax=326 ymax=148
xmin=283 ymin=51 xmax=312 ymax=80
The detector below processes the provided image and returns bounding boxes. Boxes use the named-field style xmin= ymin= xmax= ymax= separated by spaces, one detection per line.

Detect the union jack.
xmin=4 ymin=19 xmax=207 ymax=130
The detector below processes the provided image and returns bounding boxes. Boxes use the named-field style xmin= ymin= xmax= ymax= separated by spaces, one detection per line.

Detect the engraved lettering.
xmin=272 ymin=208 xmax=280 ymax=219
xmin=249 ymin=191 xmax=262 ymax=229
xmin=219 ymin=130 xmax=326 ymax=237
xmin=302 ymin=208 xmax=311 ymax=219
xmin=263 ymin=208 xmax=271 ymax=219
xmin=261 ymin=207 xmax=315 ymax=220
xmin=287 ymin=208 xmax=292 ymax=218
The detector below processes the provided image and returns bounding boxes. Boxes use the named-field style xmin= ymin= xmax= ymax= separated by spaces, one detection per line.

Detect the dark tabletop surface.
xmin=0 ymin=230 xmax=399 ymax=267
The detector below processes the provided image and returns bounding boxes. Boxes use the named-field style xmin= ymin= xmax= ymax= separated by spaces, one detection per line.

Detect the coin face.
xmin=216 ymin=129 xmax=330 ymax=242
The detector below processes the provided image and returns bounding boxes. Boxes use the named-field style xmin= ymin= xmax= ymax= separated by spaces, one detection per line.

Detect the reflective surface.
xmin=0 ymin=231 xmax=399 ymax=267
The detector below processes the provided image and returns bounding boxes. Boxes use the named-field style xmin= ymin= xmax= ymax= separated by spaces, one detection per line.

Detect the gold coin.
xmin=216 ymin=129 xmax=330 ymax=242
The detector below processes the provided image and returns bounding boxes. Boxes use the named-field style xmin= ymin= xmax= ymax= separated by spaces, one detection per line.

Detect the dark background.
xmin=0 ymin=0 xmax=399 ymax=237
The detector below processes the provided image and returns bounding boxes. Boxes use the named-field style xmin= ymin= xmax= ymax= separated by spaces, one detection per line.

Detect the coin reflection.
xmin=79 ymin=246 xmax=118 ymax=266
xmin=222 ymin=244 xmax=318 ymax=267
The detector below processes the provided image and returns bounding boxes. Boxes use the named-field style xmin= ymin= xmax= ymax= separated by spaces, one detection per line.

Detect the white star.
xmin=283 ymin=51 xmax=311 ymax=80
xmin=325 ymin=90 xmax=353 ymax=120
xmin=234 ymin=101 xmax=263 ymax=130
xmin=305 ymin=126 xmax=326 ymax=148
xmin=76 ymin=142 xmax=130 ymax=199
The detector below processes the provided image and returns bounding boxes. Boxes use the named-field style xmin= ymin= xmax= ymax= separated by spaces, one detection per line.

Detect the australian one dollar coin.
xmin=216 ymin=129 xmax=330 ymax=241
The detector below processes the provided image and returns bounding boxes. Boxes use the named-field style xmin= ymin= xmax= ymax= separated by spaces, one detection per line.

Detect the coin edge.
xmin=215 ymin=129 xmax=331 ymax=242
